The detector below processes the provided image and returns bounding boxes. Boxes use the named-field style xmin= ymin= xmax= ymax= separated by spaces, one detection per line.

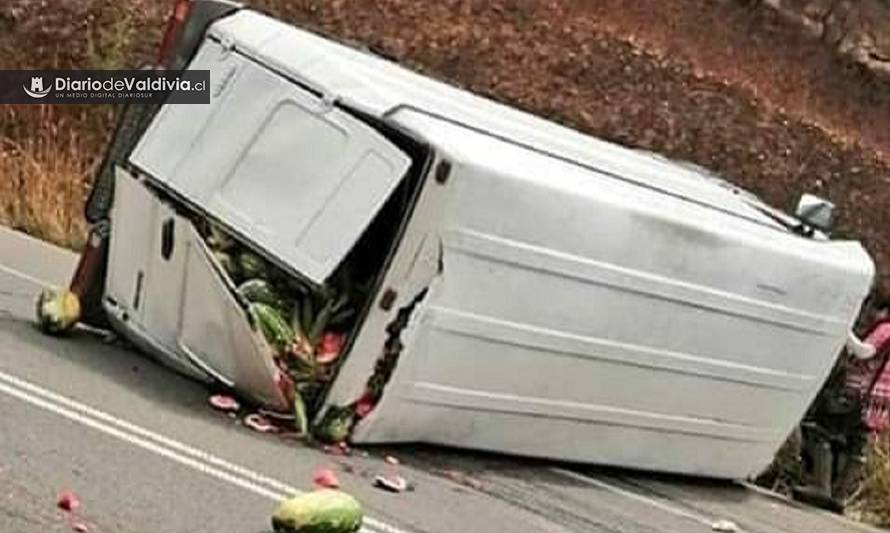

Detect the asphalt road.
xmin=0 ymin=226 xmax=879 ymax=533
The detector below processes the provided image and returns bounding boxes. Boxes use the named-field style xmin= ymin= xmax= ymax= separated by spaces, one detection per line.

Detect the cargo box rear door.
xmin=129 ymin=38 xmax=412 ymax=284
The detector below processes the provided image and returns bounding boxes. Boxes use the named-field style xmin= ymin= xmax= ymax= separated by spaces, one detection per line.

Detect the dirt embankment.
xmin=0 ymin=0 xmax=168 ymax=247
xmin=760 ymin=0 xmax=890 ymax=81
xmin=1 ymin=0 xmax=890 ymax=292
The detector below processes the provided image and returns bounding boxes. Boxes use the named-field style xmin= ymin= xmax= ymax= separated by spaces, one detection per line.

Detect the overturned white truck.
xmin=69 ymin=2 xmax=874 ymax=480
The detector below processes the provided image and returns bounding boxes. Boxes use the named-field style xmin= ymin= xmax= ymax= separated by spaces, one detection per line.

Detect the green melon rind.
xmin=271 ymin=490 xmax=363 ymax=533
xmin=250 ymin=302 xmax=295 ymax=353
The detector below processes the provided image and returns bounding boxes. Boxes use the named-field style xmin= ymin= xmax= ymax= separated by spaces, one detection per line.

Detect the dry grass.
xmin=0 ymin=106 xmax=97 ymax=250
xmin=850 ymin=434 xmax=890 ymax=526
xmin=0 ymin=0 xmax=146 ymax=250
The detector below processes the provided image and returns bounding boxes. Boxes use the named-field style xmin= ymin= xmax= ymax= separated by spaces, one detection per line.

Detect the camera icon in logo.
xmin=24 ymin=76 xmax=52 ymax=99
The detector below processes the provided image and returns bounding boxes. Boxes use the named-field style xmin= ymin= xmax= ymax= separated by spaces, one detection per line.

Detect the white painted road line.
xmin=0 ymin=369 xmax=300 ymax=498
xmin=0 ymin=263 xmax=56 ymax=289
xmin=550 ymin=467 xmax=735 ymax=531
xmin=0 ymin=252 xmax=410 ymax=533
xmin=0 ymin=377 xmax=284 ymax=497
xmin=0 ymin=369 xmax=411 ymax=533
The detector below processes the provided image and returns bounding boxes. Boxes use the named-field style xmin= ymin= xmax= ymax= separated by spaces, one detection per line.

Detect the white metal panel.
xmin=208 ymin=10 xmax=782 ymax=228
xmin=106 ymin=169 xmax=155 ymax=318
xmin=141 ymin=204 xmax=190 ymax=350
xmin=320 ymin=158 xmax=451 ymax=412
xmin=130 ymin=40 xmax=411 ymax=283
xmin=107 ymin=171 xmax=188 ymax=346
xmin=128 ymin=39 xmax=235 ymax=184
xmin=105 ymin=169 xmax=210 ymax=381
xmin=107 ymin=171 xmax=287 ymax=408
xmin=178 ymin=226 xmax=289 ymax=410
xmin=350 ymin=114 xmax=874 ymax=479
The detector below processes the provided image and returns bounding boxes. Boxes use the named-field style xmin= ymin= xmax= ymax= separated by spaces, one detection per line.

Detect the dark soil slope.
xmin=2 ymin=0 xmax=890 ymax=294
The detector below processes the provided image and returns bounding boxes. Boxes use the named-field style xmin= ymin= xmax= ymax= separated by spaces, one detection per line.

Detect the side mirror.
xmin=795 ymin=194 xmax=835 ymax=233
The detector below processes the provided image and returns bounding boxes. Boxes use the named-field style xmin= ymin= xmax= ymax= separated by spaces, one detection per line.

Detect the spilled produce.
xmin=271 ymin=490 xmax=363 ymax=533
xmin=197 ymin=222 xmax=380 ymax=442
xmin=43 ymin=153 xmax=430 ymax=452
xmin=36 ymin=288 xmax=81 ymax=335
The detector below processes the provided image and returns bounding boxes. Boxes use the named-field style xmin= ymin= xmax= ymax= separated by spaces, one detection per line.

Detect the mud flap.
xmin=69 ymin=222 xmax=111 ymax=329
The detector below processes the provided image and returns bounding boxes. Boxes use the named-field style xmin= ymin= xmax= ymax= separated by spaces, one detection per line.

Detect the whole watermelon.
xmin=35 ymin=288 xmax=81 ymax=335
xmin=272 ymin=490 xmax=363 ymax=533
xmin=239 ymin=252 xmax=267 ymax=280
xmin=238 ymin=279 xmax=283 ymax=310
xmin=313 ymin=406 xmax=355 ymax=444
xmin=250 ymin=303 xmax=295 ymax=353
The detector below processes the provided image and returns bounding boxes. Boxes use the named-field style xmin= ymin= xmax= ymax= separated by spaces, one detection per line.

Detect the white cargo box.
xmin=106 ymin=9 xmax=874 ymax=479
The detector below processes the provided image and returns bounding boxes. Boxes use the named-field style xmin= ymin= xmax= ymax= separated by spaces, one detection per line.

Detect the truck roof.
xmin=208 ymin=10 xmax=784 ymax=228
